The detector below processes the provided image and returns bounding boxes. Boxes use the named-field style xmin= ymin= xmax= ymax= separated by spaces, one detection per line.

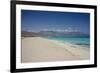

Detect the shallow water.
xmin=47 ymin=36 xmax=90 ymax=49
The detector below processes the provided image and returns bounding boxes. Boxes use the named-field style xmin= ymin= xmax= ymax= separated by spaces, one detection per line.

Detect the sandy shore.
xmin=21 ymin=37 xmax=90 ymax=63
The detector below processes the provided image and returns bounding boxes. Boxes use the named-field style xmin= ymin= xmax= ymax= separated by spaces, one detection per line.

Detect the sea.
xmin=47 ymin=36 xmax=90 ymax=50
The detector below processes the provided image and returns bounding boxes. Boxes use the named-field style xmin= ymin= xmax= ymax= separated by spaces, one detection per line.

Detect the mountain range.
xmin=21 ymin=31 xmax=89 ymax=37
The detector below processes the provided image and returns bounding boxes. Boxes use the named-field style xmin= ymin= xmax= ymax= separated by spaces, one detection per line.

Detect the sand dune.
xmin=21 ymin=37 xmax=90 ymax=63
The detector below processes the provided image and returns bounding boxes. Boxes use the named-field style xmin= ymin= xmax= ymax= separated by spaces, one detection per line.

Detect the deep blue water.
xmin=47 ymin=36 xmax=90 ymax=48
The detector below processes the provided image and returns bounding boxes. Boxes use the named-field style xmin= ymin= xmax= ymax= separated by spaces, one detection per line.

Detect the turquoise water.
xmin=47 ymin=36 xmax=90 ymax=48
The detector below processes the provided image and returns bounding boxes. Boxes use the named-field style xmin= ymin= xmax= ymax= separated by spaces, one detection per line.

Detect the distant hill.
xmin=21 ymin=31 xmax=40 ymax=37
xmin=21 ymin=31 xmax=89 ymax=37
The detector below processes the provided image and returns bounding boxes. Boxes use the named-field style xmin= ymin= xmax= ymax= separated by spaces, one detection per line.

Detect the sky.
xmin=21 ymin=10 xmax=90 ymax=34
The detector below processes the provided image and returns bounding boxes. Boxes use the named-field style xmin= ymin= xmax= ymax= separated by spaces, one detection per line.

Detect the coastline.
xmin=22 ymin=37 xmax=90 ymax=63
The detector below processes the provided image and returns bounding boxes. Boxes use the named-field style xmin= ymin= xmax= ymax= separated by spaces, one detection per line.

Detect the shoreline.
xmin=44 ymin=37 xmax=90 ymax=51
xmin=21 ymin=37 xmax=90 ymax=63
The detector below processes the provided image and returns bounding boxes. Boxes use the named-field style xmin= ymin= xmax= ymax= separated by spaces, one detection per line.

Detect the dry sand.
xmin=21 ymin=37 xmax=90 ymax=63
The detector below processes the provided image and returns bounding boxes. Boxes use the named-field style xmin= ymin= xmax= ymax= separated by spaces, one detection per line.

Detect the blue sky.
xmin=21 ymin=10 xmax=90 ymax=34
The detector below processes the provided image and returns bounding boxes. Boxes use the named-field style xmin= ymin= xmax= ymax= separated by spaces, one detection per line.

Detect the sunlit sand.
xmin=21 ymin=37 xmax=90 ymax=63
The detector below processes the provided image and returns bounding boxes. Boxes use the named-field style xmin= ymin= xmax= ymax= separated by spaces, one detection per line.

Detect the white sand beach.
xmin=21 ymin=37 xmax=90 ymax=63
